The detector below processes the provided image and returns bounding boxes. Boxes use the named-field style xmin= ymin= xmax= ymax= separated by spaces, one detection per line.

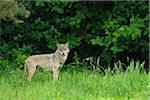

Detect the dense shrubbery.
xmin=0 ymin=1 xmax=149 ymax=70
xmin=0 ymin=0 xmax=30 ymax=23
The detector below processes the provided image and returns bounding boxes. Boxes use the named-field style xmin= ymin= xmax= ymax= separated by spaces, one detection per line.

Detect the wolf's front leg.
xmin=53 ymin=64 xmax=59 ymax=81
xmin=53 ymin=69 xmax=59 ymax=80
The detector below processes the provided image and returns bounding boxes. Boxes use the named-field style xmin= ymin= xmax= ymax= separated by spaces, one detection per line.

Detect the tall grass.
xmin=0 ymin=60 xmax=149 ymax=100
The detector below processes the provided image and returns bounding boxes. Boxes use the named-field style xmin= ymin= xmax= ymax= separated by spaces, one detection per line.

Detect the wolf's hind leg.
xmin=27 ymin=65 xmax=36 ymax=82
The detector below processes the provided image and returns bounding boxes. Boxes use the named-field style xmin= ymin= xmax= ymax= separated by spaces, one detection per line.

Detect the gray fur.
xmin=24 ymin=43 xmax=70 ymax=82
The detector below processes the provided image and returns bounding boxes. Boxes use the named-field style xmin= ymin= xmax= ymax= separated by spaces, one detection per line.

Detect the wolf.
xmin=24 ymin=43 xmax=70 ymax=82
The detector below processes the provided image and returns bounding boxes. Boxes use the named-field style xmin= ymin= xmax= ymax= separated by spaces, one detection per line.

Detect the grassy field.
xmin=0 ymin=62 xmax=149 ymax=100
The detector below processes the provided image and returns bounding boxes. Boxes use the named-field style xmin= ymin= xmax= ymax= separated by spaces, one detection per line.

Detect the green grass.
xmin=0 ymin=63 xmax=149 ymax=100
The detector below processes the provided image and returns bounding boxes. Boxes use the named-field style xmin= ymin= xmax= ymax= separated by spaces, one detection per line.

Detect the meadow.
xmin=0 ymin=1 xmax=149 ymax=100
xmin=0 ymin=61 xmax=149 ymax=100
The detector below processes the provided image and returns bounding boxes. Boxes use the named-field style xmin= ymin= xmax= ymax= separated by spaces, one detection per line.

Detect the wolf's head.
xmin=56 ymin=42 xmax=70 ymax=57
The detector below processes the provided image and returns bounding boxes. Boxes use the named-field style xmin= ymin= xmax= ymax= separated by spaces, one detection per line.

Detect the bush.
xmin=0 ymin=58 xmax=11 ymax=70
xmin=0 ymin=1 xmax=149 ymax=70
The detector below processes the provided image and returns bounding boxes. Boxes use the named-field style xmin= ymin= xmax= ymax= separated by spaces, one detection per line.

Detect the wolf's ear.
xmin=65 ymin=42 xmax=69 ymax=47
xmin=56 ymin=43 xmax=61 ymax=47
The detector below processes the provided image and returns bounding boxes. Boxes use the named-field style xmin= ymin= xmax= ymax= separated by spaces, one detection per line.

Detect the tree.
xmin=0 ymin=0 xmax=30 ymax=23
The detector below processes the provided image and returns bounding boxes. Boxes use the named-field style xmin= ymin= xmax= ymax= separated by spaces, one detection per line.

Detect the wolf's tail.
xmin=24 ymin=62 xmax=27 ymax=77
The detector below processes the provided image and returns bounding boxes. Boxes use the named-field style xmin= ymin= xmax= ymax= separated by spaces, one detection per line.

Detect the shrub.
xmin=0 ymin=1 xmax=148 ymax=70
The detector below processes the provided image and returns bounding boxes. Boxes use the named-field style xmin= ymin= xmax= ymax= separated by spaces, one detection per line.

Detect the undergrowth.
xmin=0 ymin=60 xmax=149 ymax=100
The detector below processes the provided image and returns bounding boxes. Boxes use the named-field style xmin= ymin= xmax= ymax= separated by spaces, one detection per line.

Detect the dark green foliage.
xmin=0 ymin=1 xmax=149 ymax=70
xmin=91 ymin=1 xmax=149 ymax=63
xmin=0 ymin=0 xmax=30 ymax=23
